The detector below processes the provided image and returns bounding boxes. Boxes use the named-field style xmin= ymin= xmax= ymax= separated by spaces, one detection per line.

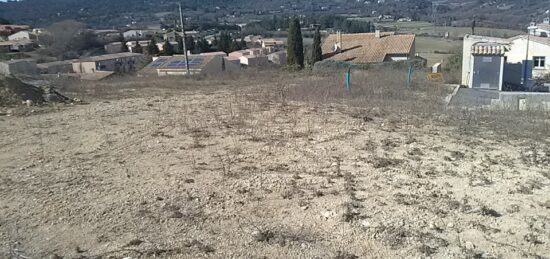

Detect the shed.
xmin=37 ymin=60 xmax=75 ymax=74
xmin=0 ymin=59 xmax=39 ymax=76
xmin=469 ymin=43 xmax=507 ymax=90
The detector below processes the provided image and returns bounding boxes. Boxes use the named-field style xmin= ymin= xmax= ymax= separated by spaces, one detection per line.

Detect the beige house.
xmin=239 ymin=55 xmax=269 ymax=67
xmin=72 ymin=53 xmax=144 ymax=74
xmin=260 ymin=38 xmax=284 ymax=49
xmin=322 ymin=31 xmax=416 ymax=63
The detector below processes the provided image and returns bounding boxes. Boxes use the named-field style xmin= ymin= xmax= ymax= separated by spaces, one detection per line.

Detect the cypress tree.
xmin=162 ymin=40 xmax=175 ymax=55
xmin=287 ymin=17 xmax=304 ymax=68
xmin=133 ymin=41 xmax=143 ymax=53
xmin=121 ymin=41 xmax=129 ymax=52
xmin=176 ymin=34 xmax=184 ymax=53
xmin=311 ymin=27 xmax=323 ymax=64
xmin=147 ymin=37 xmax=160 ymax=55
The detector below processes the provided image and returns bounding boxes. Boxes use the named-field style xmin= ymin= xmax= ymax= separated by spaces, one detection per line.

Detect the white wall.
xmin=462 ymin=35 xmax=550 ymax=86
xmin=507 ymin=38 xmax=550 ymax=78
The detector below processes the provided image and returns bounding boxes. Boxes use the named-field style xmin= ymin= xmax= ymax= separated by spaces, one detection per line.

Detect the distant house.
xmin=8 ymin=31 xmax=36 ymax=41
xmin=228 ymin=47 xmax=277 ymax=66
xmin=163 ymin=31 xmax=183 ymax=42
xmin=140 ymin=54 xmax=240 ymax=76
xmin=0 ymin=59 xmax=39 ymax=76
xmin=0 ymin=41 xmax=12 ymax=52
xmin=37 ymin=60 xmax=75 ymax=74
xmin=267 ymin=51 xmax=287 ymax=65
xmin=240 ymin=55 xmax=269 ymax=66
xmin=104 ymin=42 xmax=125 ymax=54
xmin=156 ymin=41 xmax=178 ymax=52
xmin=531 ymin=18 xmax=550 ymax=37
xmin=122 ymin=30 xmax=153 ymax=40
xmin=260 ymin=38 xmax=285 ymax=49
xmin=72 ymin=53 xmax=144 ymax=74
xmin=321 ymin=31 xmax=416 ymax=63
xmin=462 ymin=33 xmax=550 ymax=90
xmin=126 ymin=40 xmax=151 ymax=53
xmin=0 ymin=39 xmax=36 ymax=52
xmin=0 ymin=25 xmax=30 ymax=36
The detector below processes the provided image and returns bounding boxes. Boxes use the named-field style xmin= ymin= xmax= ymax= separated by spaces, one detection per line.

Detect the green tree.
xmin=147 ymin=37 xmax=160 ymax=55
xmin=162 ymin=40 xmax=175 ymax=55
xmin=310 ymin=27 xmax=323 ymax=64
xmin=185 ymin=35 xmax=195 ymax=53
xmin=121 ymin=41 xmax=129 ymax=52
xmin=287 ymin=17 xmax=304 ymax=68
xmin=196 ymin=38 xmax=211 ymax=53
xmin=176 ymin=34 xmax=184 ymax=53
xmin=230 ymin=38 xmax=241 ymax=52
xmin=0 ymin=17 xmax=11 ymax=24
xmin=133 ymin=41 xmax=143 ymax=53
xmin=218 ymin=31 xmax=231 ymax=53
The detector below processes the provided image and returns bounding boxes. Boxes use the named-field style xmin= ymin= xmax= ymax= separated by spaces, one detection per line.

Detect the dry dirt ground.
xmin=0 ymin=78 xmax=549 ymax=259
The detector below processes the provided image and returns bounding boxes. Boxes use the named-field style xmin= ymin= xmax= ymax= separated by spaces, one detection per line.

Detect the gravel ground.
xmin=0 ymin=82 xmax=549 ymax=259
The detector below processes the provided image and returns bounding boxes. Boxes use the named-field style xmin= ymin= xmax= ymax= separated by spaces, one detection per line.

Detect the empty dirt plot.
xmin=1 ymin=74 xmax=549 ymax=259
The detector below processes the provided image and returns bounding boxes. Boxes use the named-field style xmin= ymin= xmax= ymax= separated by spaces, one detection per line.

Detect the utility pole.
xmin=179 ymin=2 xmax=190 ymax=75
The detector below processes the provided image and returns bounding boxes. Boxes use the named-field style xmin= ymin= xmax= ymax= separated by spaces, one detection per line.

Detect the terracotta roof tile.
xmin=321 ymin=32 xmax=415 ymax=63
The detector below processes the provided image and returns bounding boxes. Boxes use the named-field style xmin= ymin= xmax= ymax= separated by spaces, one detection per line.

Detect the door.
xmin=472 ymin=55 xmax=501 ymax=90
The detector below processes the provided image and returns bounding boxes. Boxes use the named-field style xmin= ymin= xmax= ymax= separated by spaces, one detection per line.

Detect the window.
xmin=533 ymin=56 xmax=546 ymax=68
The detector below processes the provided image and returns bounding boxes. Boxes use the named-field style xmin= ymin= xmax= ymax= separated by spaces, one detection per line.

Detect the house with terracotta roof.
xmin=321 ymin=31 xmax=416 ymax=64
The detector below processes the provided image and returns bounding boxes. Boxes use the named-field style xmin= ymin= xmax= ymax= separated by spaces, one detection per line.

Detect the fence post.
xmin=345 ymin=67 xmax=351 ymax=92
xmin=407 ymin=63 xmax=413 ymax=87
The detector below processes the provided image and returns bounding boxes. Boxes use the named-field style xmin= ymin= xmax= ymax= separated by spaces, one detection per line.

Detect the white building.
xmin=8 ymin=31 xmax=36 ymax=41
xmin=530 ymin=17 xmax=550 ymax=37
xmin=123 ymin=30 xmax=153 ymax=40
xmin=462 ymin=33 xmax=550 ymax=89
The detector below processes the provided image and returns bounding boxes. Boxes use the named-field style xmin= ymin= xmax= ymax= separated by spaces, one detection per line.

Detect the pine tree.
xmin=147 ymin=37 xmax=160 ymax=55
xmin=133 ymin=41 xmax=143 ymax=53
xmin=162 ymin=40 xmax=175 ymax=55
xmin=310 ymin=27 xmax=323 ymax=64
xmin=287 ymin=17 xmax=304 ymax=68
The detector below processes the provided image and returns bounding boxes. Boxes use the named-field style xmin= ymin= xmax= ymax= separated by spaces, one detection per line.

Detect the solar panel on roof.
xmin=148 ymin=58 xmax=169 ymax=68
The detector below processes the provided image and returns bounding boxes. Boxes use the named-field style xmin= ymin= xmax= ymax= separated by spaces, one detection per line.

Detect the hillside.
xmin=1 ymin=0 xmax=549 ymax=29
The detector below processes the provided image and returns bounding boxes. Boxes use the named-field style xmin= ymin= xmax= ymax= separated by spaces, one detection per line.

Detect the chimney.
xmin=375 ymin=30 xmax=381 ymax=38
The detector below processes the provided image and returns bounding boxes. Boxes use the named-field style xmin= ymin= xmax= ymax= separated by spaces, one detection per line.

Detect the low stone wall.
xmin=491 ymin=92 xmax=550 ymax=111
